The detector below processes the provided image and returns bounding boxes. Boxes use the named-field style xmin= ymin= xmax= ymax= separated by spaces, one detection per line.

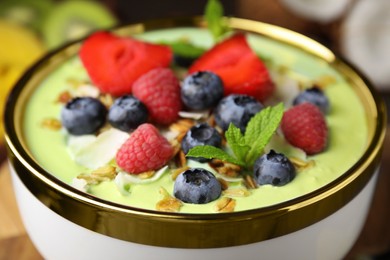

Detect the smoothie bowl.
xmin=4 ymin=16 xmax=386 ymax=260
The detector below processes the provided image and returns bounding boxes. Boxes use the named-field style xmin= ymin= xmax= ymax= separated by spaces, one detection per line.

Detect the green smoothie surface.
xmin=23 ymin=28 xmax=368 ymax=213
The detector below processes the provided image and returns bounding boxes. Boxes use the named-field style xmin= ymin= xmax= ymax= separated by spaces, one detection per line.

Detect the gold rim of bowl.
xmin=4 ymin=16 xmax=387 ymax=248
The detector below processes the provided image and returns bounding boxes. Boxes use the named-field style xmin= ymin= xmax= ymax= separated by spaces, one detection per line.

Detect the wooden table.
xmin=0 ymin=126 xmax=389 ymax=259
xmin=0 ymin=162 xmax=42 ymax=259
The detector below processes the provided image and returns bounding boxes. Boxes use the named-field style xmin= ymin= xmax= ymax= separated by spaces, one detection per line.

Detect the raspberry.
xmin=116 ymin=123 xmax=173 ymax=174
xmin=132 ymin=68 xmax=182 ymax=125
xmin=281 ymin=103 xmax=328 ymax=155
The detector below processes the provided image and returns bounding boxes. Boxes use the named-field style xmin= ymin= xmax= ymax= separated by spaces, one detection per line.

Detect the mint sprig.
xmin=205 ymin=0 xmax=230 ymax=41
xmin=186 ymin=103 xmax=284 ymax=169
xmin=185 ymin=145 xmax=244 ymax=166
xmin=244 ymin=103 xmax=284 ymax=165
xmin=160 ymin=40 xmax=206 ymax=58
xmin=224 ymin=123 xmax=250 ymax=163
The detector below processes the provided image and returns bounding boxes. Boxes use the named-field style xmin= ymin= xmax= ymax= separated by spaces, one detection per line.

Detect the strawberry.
xmin=116 ymin=123 xmax=173 ymax=174
xmin=79 ymin=31 xmax=172 ymax=96
xmin=132 ymin=67 xmax=182 ymax=125
xmin=188 ymin=33 xmax=274 ymax=102
xmin=281 ymin=103 xmax=328 ymax=155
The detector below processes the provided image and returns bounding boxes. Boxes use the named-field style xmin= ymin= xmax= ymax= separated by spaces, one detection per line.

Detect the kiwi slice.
xmin=0 ymin=0 xmax=54 ymax=32
xmin=42 ymin=0 xmax=118 ymax=49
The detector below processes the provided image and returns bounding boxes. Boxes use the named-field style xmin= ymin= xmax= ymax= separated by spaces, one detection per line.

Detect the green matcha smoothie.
xmin=23 ymin=28 xmax=367 ymax=213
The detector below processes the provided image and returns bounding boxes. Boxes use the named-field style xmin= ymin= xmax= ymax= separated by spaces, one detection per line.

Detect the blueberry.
xmin=174 ymin=168 xmax=222 ymax=204
xmin=181 ymin=71 xmax=224 ymax=110
xmin=108 ymin=95 xmax=148 ymax=132
xmin=293 ymin=86 xmax=329 ymax=114
xmin=181 ymin=123 xmax=222 ymax=155
xmin=214 ymin=94 xmax=263 ymax=133
xmin=61 ymin=97 xmax=107 ymax=135
xmin=253 ymin=150 xmax=295 ymax=186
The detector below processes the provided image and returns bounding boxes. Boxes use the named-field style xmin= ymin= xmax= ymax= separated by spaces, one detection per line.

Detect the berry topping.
xmin=108 ymin=95 xmax=148 ymax=132
xmin=174 ymin=168 xmax=222 ymax=204
xmin=61 ymin=97 xmax=107 ymax=135
xmin=293 ymin=86 xmax=330 ymax=114
xmin=281 ymin=103 xmax=328 ymax=155
xmin=181 ymin=71 xmax=224 ymax=110
xmin=188 ymin=33 xmax=275 ymax=101
xmin=181 ymin=123 xmax=222 ymax=162
xmin=253 ymin=150 xmax=295 ymax=186
xmin=132 ymin=67 xmax=182 ymax=125
xmin=79 ymin=31 xmax=172 ymax=96
xmin=214 ymin=94 xmax=263 ymax=133
xmin=116 ymin=123 xmax=173 ymax=174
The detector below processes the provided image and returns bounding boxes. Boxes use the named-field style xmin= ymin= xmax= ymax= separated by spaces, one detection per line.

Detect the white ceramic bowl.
xmin=8 ymin=164 xmax=380 ymax=260
xmin=4 ymin=17 xmax=386 ymax=260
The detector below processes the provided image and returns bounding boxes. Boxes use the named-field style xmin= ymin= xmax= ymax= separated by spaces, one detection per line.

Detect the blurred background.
xmin=0 ymin=0 xmax=389 ymax=259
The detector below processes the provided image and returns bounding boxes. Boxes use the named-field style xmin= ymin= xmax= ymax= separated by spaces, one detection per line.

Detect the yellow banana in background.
xmin=0 ymin=19 xmax=46 ymax=141
xmin=0 ymin=0 xmax=118 ymax=144
xmin=0 ymin=0 xmax=117 ymax=143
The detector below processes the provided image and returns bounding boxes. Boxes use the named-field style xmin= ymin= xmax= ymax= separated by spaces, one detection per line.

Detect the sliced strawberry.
xmin=189 ymin=33 xmax=274 ymax=102
xmin=79 ymin=31 xmax=172 ymax=96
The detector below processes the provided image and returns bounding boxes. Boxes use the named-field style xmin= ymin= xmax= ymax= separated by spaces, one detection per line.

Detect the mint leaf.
xmin=205 ymin=0 xmax=229 ymax=40
xmin=225 ymin=123 xmax=250 ymax=163
xmin=186 ymin=145 xmax=244 ymax=166
xmin=185 ymin=104 xmax=284 ymax=170
xmin=160 ymin=40 xmax=205 ymax=58
xmin=244 ymin=103 xmax=284 ymax=165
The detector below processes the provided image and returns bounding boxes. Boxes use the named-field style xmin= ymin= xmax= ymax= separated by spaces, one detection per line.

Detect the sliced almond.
xmin=208 ymin=159 xmax=224 ymax=168
xmin=138 ymin=170 xmax=156 ymax=179
xmin=223 ymin=187 xmax=251 ymax=197
xmin=175 ymin=131 xmax=187 ymax=143
xmin=91 ymin=165 xmax=117 ymax=175
xmin=76 ymin=173 xmax=99 ymax=185
xmin=99 ymin=93 xmax=114 ymax=108
xmin=289 ymin=157 xmax=316 ymax=170
xmin=178 ymin=150 xmax=187 ymax=168
xmin=207 ymin=114 xmax=216 ymax=127
xmin=156 ymin=187 xmax=183 ymax=212
xmin=214 ymin=197 xmax=236 ymax=213
xmin=77 ymin=165 xmax=117 ymax=185
xmin=209 ymin=160 xmax=241 ymax=178
xmin=243 ymin=175 xmax=258 ymax=189
xmin=56 ymin=90 xmax=73 ymax=104
xmin=217 ymin=178 xmax=229 ymax=190
xmin=314 ymin=75 xmax=336 ymax=89
xmin=169 ymin=119 xmax=195 ymax=145
xmin=171 ymin=166 xmax=190 ymax=180
xmin=224 ymin=162 xmax=241 ymax=172
xmin=91 ymin=165 xmax=117 ymax=181
xmin=170 ymin=139 xmax=181 ymax=157
xmin=169 ymin=118 xmax=195 ymax=133
xmin=41 ymin=118 xmax=62 ymax=130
